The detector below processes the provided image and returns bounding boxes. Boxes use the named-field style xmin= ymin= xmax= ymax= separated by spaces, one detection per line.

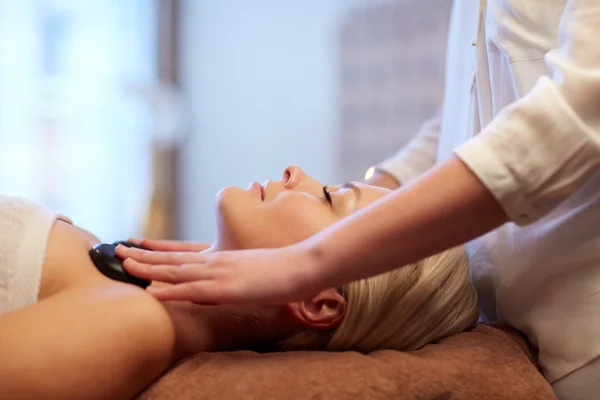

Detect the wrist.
xmin=293 ymin=240 xmax=336 ymax=294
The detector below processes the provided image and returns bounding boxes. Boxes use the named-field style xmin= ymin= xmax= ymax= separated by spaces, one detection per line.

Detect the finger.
xmin=137 ymin=239 xmax=182 ymax=251
xmin=139 ymin=239 xmax=210 ymax=252
xmin=127 ymin=237 xmax=142 ymax=245
xmin=116 ymin=245 xmax=204 ymax=265
xmin=123 ymin=259 xmax=214 ymax=284
xmin=146 ymin=281 xmax=228 ymax=305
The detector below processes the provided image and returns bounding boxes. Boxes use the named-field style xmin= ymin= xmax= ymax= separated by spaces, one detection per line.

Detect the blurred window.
xmin=0 ymin=0 xmax=157 ymax=240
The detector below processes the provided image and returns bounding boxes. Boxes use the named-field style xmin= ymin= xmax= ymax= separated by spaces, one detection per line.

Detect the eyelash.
xmin=322 ymin=186 xmax=332 ymax=205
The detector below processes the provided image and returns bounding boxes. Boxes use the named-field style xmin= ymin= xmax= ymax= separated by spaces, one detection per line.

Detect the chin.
xmin=215 ymin=186 xmax=244 ymax=213
xmin=214 ymin=186 xmax=251 ymax=249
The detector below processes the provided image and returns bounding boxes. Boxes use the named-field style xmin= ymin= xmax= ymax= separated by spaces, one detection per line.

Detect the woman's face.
xmin=215 ymin=166 xmax=391 ymax=249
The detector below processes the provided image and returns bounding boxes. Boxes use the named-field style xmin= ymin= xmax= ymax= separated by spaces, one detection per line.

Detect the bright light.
xmin=364 ymin=166 xmax=375 ymax=180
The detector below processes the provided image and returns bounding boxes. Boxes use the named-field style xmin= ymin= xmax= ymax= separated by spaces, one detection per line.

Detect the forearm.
xmin=307 ymin=156 xmax=508 ymax=287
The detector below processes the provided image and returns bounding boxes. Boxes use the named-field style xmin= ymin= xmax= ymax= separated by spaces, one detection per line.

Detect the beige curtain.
xmin=142 ymin=0 xmax=181 ymax=240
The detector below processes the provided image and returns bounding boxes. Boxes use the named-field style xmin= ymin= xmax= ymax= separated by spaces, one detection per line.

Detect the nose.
xmin=283 ymin=165 xmax=306 ymax=189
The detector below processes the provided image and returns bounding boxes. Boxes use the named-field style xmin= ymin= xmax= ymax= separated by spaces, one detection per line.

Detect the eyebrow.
xmin=340 ymin=181 xmax=362 ymax=204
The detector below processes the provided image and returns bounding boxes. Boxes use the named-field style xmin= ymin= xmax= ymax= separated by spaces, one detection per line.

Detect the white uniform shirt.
xmin=379 ymin=0 xmax=600 ymax=384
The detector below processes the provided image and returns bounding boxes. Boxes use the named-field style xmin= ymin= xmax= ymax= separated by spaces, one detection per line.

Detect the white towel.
xmin=0 ymin=195 xmax=71 ymax=316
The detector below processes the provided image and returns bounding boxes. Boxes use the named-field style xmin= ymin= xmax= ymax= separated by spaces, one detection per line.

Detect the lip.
xmin=249 ymin=182 xmax=264 ymax=200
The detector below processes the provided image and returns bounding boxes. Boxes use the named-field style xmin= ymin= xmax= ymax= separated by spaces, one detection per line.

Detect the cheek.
xmin=223 ymin=193 xmax=337 ymax=249
xmin=253 ymin=195 xmax=337 ymax=247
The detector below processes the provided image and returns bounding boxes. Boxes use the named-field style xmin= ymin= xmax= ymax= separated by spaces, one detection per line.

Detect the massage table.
xmin=139 ymin=324 xmax=556 ymax=400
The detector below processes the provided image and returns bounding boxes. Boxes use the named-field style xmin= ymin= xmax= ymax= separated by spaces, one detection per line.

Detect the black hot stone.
xmin=89 ymin=243 xmax=151 ymax=289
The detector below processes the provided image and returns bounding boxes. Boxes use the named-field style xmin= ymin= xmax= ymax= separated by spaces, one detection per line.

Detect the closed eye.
xmin=322 ymin=186 xmax=332 ymax=205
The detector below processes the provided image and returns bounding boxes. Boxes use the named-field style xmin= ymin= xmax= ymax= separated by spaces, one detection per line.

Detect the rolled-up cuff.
xmin=455 ymin=137 xmax=537 ymax=226
xmin=455 ymin=78 xmax=600 ymax=226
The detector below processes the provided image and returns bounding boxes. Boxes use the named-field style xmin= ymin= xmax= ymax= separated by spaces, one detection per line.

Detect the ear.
xmin=285 ymin=288 xmax=346 ymax=330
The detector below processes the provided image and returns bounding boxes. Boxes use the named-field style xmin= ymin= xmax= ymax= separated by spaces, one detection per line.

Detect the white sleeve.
xmin=455 ymin=0 xmax=600 ymax=225
xmin=377 ymin=108 xmax=442 ymax=185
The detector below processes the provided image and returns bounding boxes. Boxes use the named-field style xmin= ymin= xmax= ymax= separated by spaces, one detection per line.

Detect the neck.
xmin=165 ymin=301 xmax=298 ymax=363
xmin=163 ymin=241 xmax=300 ymax=364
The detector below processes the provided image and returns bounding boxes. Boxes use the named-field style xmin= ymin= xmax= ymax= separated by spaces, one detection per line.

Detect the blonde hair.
xmin=279 ymin=246 xmax=478 ymax=352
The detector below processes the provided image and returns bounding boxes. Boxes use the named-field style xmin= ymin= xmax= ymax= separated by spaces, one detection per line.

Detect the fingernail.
xmin=146 ymin=287 xmax=161 ymax=295
xmin=123 ymin=257 xmax=136 ymax=265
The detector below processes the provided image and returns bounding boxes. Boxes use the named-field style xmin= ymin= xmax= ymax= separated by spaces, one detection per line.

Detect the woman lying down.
xmin=0 ymin=166 xmax=478 ymax=400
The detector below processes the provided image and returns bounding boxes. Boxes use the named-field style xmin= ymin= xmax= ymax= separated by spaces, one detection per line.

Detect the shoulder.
xmin=40 ymin=219 xmax=106 ymax=298
xmin=0 ymin=280 xmax=176 ymax=399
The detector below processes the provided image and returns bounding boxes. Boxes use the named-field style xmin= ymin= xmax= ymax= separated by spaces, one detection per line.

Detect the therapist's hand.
xmin=127 ymin=238 xmax=212 ymax=252
xmin=116 ymin=244 xmax=323 ymax=305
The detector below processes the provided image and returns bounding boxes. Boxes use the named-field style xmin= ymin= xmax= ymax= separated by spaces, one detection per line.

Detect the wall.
xmin=338 ymin=0 xmax=451 ymax=181
xmin=179 ymin=0 xmax=348 ymax=241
